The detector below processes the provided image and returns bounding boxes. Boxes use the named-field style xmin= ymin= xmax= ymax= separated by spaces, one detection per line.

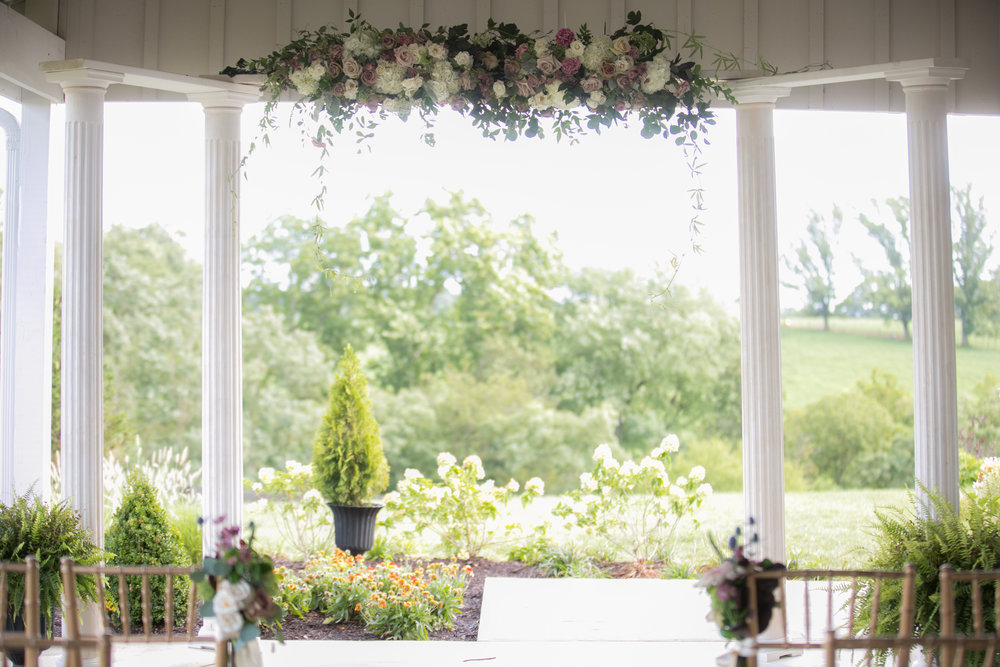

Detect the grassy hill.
xmin=781 ymin=317 xmax=1000 ymax=409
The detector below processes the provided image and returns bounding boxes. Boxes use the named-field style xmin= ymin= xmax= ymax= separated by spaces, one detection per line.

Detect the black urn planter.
xmin=4 ymin=608 xmax=47 ymax=667
xmin=328 ymin=503 xmax=383 ymax=555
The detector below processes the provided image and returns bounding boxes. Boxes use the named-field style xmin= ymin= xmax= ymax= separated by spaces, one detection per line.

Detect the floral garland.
xmin=225 ymin=11 xmax=735 ymax=198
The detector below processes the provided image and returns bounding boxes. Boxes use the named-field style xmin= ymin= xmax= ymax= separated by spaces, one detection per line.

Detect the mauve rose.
xmin=366 ymin=98 xmax=380 ymax=112
xmin=395 ymin=45 xmax=415 ymax=67
xmin=527 ymin=74 xmax=541 ymax=88
xmin=561 ymin=57 xmax=581 ymax=76
xmin=516 ymin=79 xmax=533 ymax=96
xmin=361 ymin=69 xmax=377 ymax=86
xmin=381 ymin=33 xmax=396 ymax=49
xmin=331 ymin=82 xmax=345 ymax=97
xmin=244 ymin=589 xmax=278 ymax=621
xmin=677 ymin=80 xmax=691 ymax=95
xmin=615 ymin=99 xmax=627 ymax=111
xmin=364 ymin=61 xmax=376 ymax=72
xmin=515 ymin=43 xmax=530 ymax=60
xmin=458 ymin=72 xmax=473 ymax=89
xmin=342 ymin=57 xmax=361 ymax=78
xmin=505 ymin=60 xmax=521 ymax=77
xmin=479 ymin=82 xmax=492 ymax=98
xmin=398 ymin=34 xmax=413 ymax=46
xmin=629 ymin=46 xmax=639 ymax=59
xmin=450 ymin=97 xmax=468 ymax=110
xmin=581 ymin=76 xmax=602 ymax=93
xmin=481 ymin=52 xmax=499 ymax=70
xmin=611 ymin=36 xmax=631 ymax=55
xmin=616 ymin=75 xmax=631 ymax=89
xmin=327 ymin=62 xmax=342 ymax=78
xmin=415 ymin=31 xmax=428 ymax=44
xmin=329 ymin=45 xmax=343 ymax=60
xmin=555 ymin=28 xmax=575 ymax=46
xmin=537 ymin=55 xmax=560 ymax=75
xmin=599 ymin=61 xmax=617 ymax=78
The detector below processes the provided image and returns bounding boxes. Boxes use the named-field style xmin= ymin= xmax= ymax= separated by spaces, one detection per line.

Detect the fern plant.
xmin=312 ymin=344 xmax=389 ymax=506
xmin=860 ymin=490 xmax=1000 ymax=666
xmin=105 ymin=469 xmax=191 ymax=627
xmin=0 ymin=492 xmax=101 ymax=631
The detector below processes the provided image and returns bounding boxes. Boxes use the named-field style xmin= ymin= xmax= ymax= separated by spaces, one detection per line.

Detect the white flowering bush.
xmin=381 ymin=452 xmax=545 ymax=558
xmin=245 ymin=460 xmax=334 ymax=559
xmin=553 ymin=435 xmax=712 ymax=566
xmin=972 ymin=457 xmax=1000 ymax=499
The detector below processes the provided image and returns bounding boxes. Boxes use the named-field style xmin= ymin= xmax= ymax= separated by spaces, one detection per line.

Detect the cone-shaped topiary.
xmin=313 ymin=344 xmax=389 ymax=506
xmin=105 ymin=469 xmax=191 ymax=627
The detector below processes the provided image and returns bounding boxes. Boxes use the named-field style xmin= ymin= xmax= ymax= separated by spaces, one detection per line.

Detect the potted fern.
xmin=0 ymin=492 xmax=102 ymax=666
xmin=312 ymin=344 xmax=389 ymax=554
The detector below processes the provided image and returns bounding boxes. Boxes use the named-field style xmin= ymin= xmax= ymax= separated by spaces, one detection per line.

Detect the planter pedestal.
xmin=327 ymin=504 xmax=382 ymax=555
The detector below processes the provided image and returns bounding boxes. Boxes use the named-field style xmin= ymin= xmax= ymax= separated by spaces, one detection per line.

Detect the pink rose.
xmin=555 ymin=28 xmax=575 ymax=46
xmin=361 ymin=69 xmax=377 ymax=86
xmin=581 ymin=76 xmax=602 ymax=93
xmin=516 ymin=79 xmax=533 ymax=97
xmin=561 ymin=57 xmax=580 ymax=76
xmin=537 ymin=55 xmax=560 ymax=75
xmin=327 ymin=62 xmax=342 ymax=78
xmin=616 ymin=75 xmax=631 ymax=89
xmin=599 ymin=61 xmax=617 ymax=79
xmin=481 ymin=52 xmax=499 ymax=70
xmin=677 ymin=80 xmax=691 ymax=96
xmin=395 ymin=45 xmax=415 ymax=67
xmin=342 ymin=58 xmax=361 ymax=78
xmin=527 ymin=74 xmax=541 ymax=88
xmin=331 ymin=82 xmax=345 ymax=97
xmin=381 ymin=32 xmax=396 ymax=49
xmin=515 ymin=43 xmax=530 ymax=60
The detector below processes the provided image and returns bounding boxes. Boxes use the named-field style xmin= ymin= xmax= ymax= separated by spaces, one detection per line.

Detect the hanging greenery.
xmin=224 ymin=11 xmax=738 ymax=207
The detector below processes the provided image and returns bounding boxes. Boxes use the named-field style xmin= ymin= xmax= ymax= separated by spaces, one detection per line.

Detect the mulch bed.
xmin=262 ymin=557 xmax=665 ymax=641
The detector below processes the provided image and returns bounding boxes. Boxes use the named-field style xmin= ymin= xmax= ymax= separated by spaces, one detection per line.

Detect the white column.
xmin=0 ymin=108 xmax=19 ymax=505
xmin=735 ymin=87 xmax=790 ymax=563
xmin=887 ymin=64 xmax=966 ymax=513
xmin=7 ymin=93 xmax=55 ymax=502
xmin=190 ymin=91 xmax=255 ymax=556
xmin=51 ymin=71 xmax=121 ymax=545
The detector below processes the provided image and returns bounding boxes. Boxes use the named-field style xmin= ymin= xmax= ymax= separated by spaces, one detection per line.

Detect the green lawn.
xmin=781 ymin=319 xmax=1000 ymax=409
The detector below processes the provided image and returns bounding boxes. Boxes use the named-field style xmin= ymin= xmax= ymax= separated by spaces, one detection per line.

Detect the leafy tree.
xmin=784 ymin=207 xmax=842 ymax=331
xmin=853 ymin=198 xmax=912 ymax=339
xmin=952 ymin=185 xmax=993 ymax=347
xmin=552 ymin=269 xmax=741 ymax=452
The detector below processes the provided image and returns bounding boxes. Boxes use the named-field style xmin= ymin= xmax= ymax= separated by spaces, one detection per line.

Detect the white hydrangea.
xmin=689 ymin=465 xmax=706 ymax=483
xmin=579 ymin=472 xmax=598 ymax=492
xmin=697 ymin=483 xmax=713 ymax=498
xmin=303 ymin=488 xmax=323 ymax=503
xmin=581 ymin=36 xmax=612 ymax=71
xmin=343 ymin=31 xmax=379 ymax=58
xmin=404 ymin=468 xmax=423 ymax=480
xmin=288 ymin=63 xmax=325 ymax=97
xmin=506 ymin=479 xmax=520 ymax=493
xmin=437 ymin=452 xmax=457 ymax=468
xmin=464 ymin=455 xmax=486 ymax=480
xmin=593 ymin=443 xmax=614 ymax=463
xmin=669 ymin=484 xmax=686 ymax=500
xmin=258 ymin=467 xmax=276 ymax=483
xmin=286 ymin=460 xmax=309 ymax=475
xmin=525 ymin=477 xmax=545 ymax=494
xmin=658 ymin=471 xmax=670 ymax=488
xmin=251 ymin=482 xmax=263 ymax=493
xmin=528 ymin=90 xmax=553 ymax=110
xmin=534 ymin=38 xmax=550 ymax=58
xmin=429 ymin=486 xmax=448 ymax=501
xmin=401 ymin=76 xmax=424 ymax=97
xmin=676 ymin=476 xmax=688 ymax=487
xmin=479 ymin=479 xmax=495 ymax=494
xmin=620 ymin=460 xmax=640 ymax=477
xmin=640 ymin=456 xmax=665 ymax=473
xmin=374 ymin=61 xmax=405 ymax=95
xmin=656 ymin=434 xmax=680 ymax=456
xmin=544 ymin=81 xmax=577 ymax=110
xmin=383 ymin=490 xmax=401 ymax=504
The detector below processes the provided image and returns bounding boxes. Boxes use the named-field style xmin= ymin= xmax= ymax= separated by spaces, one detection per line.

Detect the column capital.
xmin=885 ymin=59 xmax=967 ymax=88
xmin=190 ymin=90 xmax=259 ymax=108
xmin=41 ymin=60 xmax=124 ymax=90
xmin=730 ymin=85 xmax=792 ymax=106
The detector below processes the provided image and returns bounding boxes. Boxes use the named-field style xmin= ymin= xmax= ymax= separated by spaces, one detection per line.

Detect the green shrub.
xmin=959 ymin=373 xmax=1000 ymax=458
xmin=169 ymin=501 xmax=203 ymax=564
xmin=105 ymin=470 xmax=191 ymax=627
xmin=313 ymin=345 xmax=389 ymax=506
xmin=673 ymin=437 xmax=742 ymax=492
xmin=861 ymin=491 xmax=1000 ymax=666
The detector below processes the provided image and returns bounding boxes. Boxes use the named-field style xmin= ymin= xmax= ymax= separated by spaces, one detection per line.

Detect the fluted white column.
xmin=736 ymin=87 xmax=790 ymax=563
xmin=888 ymin=64 xmax=966 ymax=513
xmin=191 ymin=91 xmax=255 ymax=556
xmin=0 ymin=109 xmax=19 ymax=505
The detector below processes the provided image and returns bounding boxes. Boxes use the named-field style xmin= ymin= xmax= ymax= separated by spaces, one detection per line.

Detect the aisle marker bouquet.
xmin=192 ymin=521 xmax=282 ymax=652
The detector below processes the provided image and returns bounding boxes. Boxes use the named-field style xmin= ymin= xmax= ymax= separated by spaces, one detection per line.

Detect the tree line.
xmin=784 ymin=185 xmax=995 ymax=347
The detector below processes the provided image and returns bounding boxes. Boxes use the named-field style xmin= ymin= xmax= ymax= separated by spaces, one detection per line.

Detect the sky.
xmin=0 ymin=96 xmax=998 ymax=314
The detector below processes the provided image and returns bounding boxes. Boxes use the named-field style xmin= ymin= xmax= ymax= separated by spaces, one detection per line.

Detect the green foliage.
xmin=784 ymin=207 xmax=842 ymax=330
xmin=246 ymin=461 xmax=334 ymax=559
xmin=952 ymin=185 xmax=994 ymax=347
xmin=959 ymin=450 xmax=982 ymax=488
xmin=784 ymin=370 xmax=913 ymax=488
xmin=312 ymin=344 xmax=389 ymax=505
xmin=672 ymin=438 xmax=742 ymax=492
xmin=507 ymin=532 xmax=601 ymax=578
xmin=861 ymin=491 xmax=1000 ymax=666
xmin=169 ymin=502 xmax=204 ymax=564
xmin=105 ymin=470 xmax=191 ymax=627
xmin=959 ymin=374 xmax=1000 ymax=459
xmin=0 ymin=492 xmax=101 ymax=630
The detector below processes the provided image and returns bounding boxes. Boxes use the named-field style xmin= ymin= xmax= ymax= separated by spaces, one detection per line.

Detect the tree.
xmin=784 ymin=207 xmax=842 ymax=331
xmin=854 ymin=198 xmax=912 ymax=339
xmin=952 ymin=184 xmax=993 ymax=347
xmin=552 ymin=269 xmax=741 ymax=452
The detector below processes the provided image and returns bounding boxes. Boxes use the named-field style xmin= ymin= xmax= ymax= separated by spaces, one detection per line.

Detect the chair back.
xmin=746 ymin=564 xmax=916 ymax=667
xmin=937 ymin=565 xmax=1000 ymax=667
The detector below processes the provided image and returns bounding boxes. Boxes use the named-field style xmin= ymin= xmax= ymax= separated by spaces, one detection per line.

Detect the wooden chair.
xmin=936 ymin=565 xmax=1000 ymax=667
xmin=745 ymin=564 xmax=917 ymax=667
xmin=60 ymin=558 xmax=227 ymax=667
xmin=0 ymin=556 xmax=111 ymax=667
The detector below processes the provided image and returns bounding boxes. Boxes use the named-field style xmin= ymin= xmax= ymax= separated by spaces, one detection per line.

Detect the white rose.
xmin=614 ymin=57 xmax=631 ymax=74
xmin=342 ymin=57 xmax=362 ymax=79
xmin=229 ymin=579 xmax=253 ymax=605
xmin=401 ymin=76 xmax=423 ymax=97
xmin=453 ymin=51 xmax=473 ymax=69
xmin=611 ymin=36 xmax=631 ymax=55
xmin=427 ymin=42 xmax=448 ymax=60
xmin=493 ymin=81 xmax=506 ymax=98
xmin=308 ymin=61 xmax=326 ymax=78
xmin=343 ymin=79 xmax=359 ymax=99
xmin=586 ymin=91 xmax=606 ymax=108
xmin=534 ymin=38 xmax=550 ymax=58
xmin=212 ymin=586 xmax=239 ymax=616
xmin=214 ymin=610 xmax=244 ymax=640
xmin=567 ymin=40 xmax=585 ymax=58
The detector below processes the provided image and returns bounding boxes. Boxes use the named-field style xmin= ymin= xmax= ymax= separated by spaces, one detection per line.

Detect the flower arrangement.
xmin=192 ymin=521 xmax=281 ymax=655
xmin=553 ymin=435 xmax=712 ymax=568
xmin=381 ymin=452 xmax=545 ymax=558
xmin=225 ymin=11 xmax=734 ymax=159
xmin=273 ymin=550 xmax=471 ymax=640
xmin=697 ymin=521 xmax=785 ymax=642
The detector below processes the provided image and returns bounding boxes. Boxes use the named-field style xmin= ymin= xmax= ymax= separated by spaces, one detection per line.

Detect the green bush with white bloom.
xmin=245 ymin=460 xmax=334 ymax=559
xmin=381 ymin=452 xmax=545 ymax=558
xmin=553 ymin=435 xmax=712 ymax=566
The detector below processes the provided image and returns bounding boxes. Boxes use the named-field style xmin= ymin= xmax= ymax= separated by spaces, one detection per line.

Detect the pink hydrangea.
xmin=555 ymin=28 xmax=575 ymax=46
